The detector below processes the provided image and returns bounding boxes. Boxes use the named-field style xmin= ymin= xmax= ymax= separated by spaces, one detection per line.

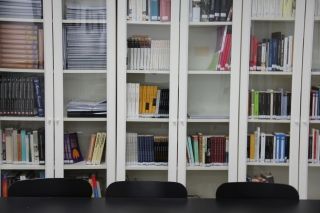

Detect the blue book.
xmin=150 ymin=136 xmax=155 ymax=162
xmin=280 ymin=134 xmax=285 ymax=162
xmin=276 ymin=134 xmax=280 ymax=162
xmin=138 ymin=136 xmax=142 ymax=163
xmin=150 ymin=0 xmax=159 ymax=21
xmin=33 ymin=78 xmax=45 ymax=117
xmin=21 ymin=130 xmax=26 ymax=162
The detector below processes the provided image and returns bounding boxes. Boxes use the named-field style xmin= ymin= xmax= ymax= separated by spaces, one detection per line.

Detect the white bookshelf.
xmin=239 ymin=0 xmax=306 ymax=193
xmin=177 ymin=0 xmax=242 ymax=198
xmin=52 ymin=0 xmax=117 ymax=188
xmin=117 ymin=0 xmax=180 ymax=183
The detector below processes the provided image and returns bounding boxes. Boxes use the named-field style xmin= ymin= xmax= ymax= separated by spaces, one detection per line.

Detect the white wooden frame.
xmin=177 ymin=0 xmax=243 ymax=185
xmin=299 ymin=0 xmax=315 ymax=200
xmin=238 ymin=0 xmax=306 ymax=191
xmin=116 ymin=0 xmax=180 ymax=182
xmin=53 ymin=0 xmax=117 ymax=186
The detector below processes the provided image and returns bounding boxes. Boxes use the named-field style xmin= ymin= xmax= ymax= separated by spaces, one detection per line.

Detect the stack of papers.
xmin=67 ymin=100 xmax=107 ymax=117
xmin=0 ymin=0 xmax=42 ymax=19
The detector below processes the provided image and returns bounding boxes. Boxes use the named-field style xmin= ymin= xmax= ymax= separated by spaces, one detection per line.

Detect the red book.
xmin=2 ymin=176 xmax=8 ymax=198
xmin=160 ymin=0 xmax=171 ymax=22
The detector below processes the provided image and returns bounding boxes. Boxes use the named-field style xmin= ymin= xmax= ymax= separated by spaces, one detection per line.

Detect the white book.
xmin=137 ymin=0 xmax=142 ymax=21
xmin=135 ymin=83 xmax=140 ymax=117
xmin=251 ymin=0 xmax=257 ymax=17
xmin=137 ymin=40 xmax=141 ymax=70
xmin=132 ymin=0 xmax=137 ymax=21
xmin=128 ymin=0 xmax=133 ymax=20
xmin=155 ymin=89 xmax=161 ymax=115
xmin=131 ymin=83 xmax=136 ymax=118
xmin=142 ymin=0 xmax=147 ymax=21
xmin=255 ymin=127 xmax=260 ymax=161
xmin=126 ymin=133 xmax=130 ymax=164
xmin=126 ymin=84 xmax=130 ymax=116
xmin=25 ymin=133 xmax=30 ymax=163
xmin=283 ymin=36 xmax=288 ymax=71
xmin=261 ymin=42 xmax=266 ymax=70
xmin=30 ymin=134 xmax=34 ymax=164
xmin=192 ymin=3 xmax=200 ymax=22
xmin=260 ymin=133 xmax=266 ymax=162
xmin=5 ymin=134 xmax=13 ymax=163
xmin=151 ymin=40 xmax=155 ymax=70
xmin=12 ymin=130 xmax=18 ymax=163
xmin=33 ymin=130 xmax=39 ymax=164
xmin=130 ymin=42 xmax=134 ymax=69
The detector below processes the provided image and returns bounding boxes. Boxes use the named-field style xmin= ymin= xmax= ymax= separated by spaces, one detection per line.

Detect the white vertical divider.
xmin=299 ymin=0 xmax=315 ymax=200
xmin=177 ymin=0 xmax=189 ymax=186
xmin=228 ymin=0 xmax=242 ymax=182
xmin=168 ymin=0 xmax=180 ymax=182
xmin=116 ymin=0 xmax=128 ymax=181
xmin=43 ymin=0 xmax=54 ymax=178
xmin=289 ymin=0 xmax=306 ymax=190
xmin=52 ymin=0 xmax=64 ymax=178
xmin=106 ymin=0 xmax=117 ymax=186
xmin=238 ymin=0 xmax=252 ymax=182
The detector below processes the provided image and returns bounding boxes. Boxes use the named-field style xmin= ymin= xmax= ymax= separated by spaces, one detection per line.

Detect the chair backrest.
xmin=105 ymin=181 xmax=187 ymax=198
xmin=8 ymin=178 xmax=92 ymax=197
xmin=216 ymin=182 xmax=299 ymax=201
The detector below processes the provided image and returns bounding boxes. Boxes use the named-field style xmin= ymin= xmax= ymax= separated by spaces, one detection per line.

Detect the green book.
xmin=207 ymin=52 xmax=219 ymax=70
xmin=192 ymin=136 xmax=199 ymax=165
xmin=254 ymin=91 xmax=259 ymax=116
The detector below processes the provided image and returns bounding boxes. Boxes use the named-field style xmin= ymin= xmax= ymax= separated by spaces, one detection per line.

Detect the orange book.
xmin=1 ymin=176 xmax=8 ymax=198
xmin=86 ymin=134 xmax=96 ymax=164
xmin=38 ymin=29 xmax=44 ymax=69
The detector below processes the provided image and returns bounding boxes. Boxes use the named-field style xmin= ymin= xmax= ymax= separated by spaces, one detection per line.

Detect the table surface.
xmin=0 ymin=197 xmax=320 ymax=213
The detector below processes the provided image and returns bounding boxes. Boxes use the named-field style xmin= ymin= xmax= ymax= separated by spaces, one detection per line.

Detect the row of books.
xmin=0 ymin=23 xmax=44 ymax=69
xmin=247 ymin=127 xmax=290 ymax=163
xmin=63 ymin=24 xmax=106 ymax=70
xmin=310 ymin=86 xmax=320 ymax=120
xmin=309 ymin=128 xmax=320 ymax=163
xmin=86 ymin=132 xmax=107 ymax=165
xmin=208 ymin=26 xmax=232 ymax=71
xmin=1 ymin=128 xmax=45 ymax=165
xmin=247 ymin=172 xmax=275 ymax=183
xmin=1 ymin=171 xmax=45 ymax=198
xmin=66 ymin=100 xmax=106 ymax=118
xmin=64 ymin=0 xmax=106 ymax=20
xmin=127 ymin=36 xmax=170 ymax=71
xmin=248 ymin=89 xmax=291 ymax=119
xmin=251 ymin=0 xmax=295 ymax=18
xmin=0 ymin=0 xmax=42 ymax=19
xmin=187 ymin=134 xmax=228 ymax=165
xmin=250 ymin=33 xmax=294 ymax=72
xmin=127 ymin=0 xmax=171 ymax=22
xmin=127 ymin=83 xmax=169 ymax=118
xmin=191 ymin=0 xmax=232 ymax=22
xmin=126 ymin=133 xmax=168 ymax=165
xmin=0 ymin=74 xmax=44 ymax=117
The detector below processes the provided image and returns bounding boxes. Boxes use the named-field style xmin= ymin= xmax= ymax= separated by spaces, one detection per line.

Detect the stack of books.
xmin=85 ymin=132 xmax=107 ymax=165
xmin=247 ymin=127 xmax=290 ymax=163
xmin=0 ymin=23 xmax=44 ymax=69
xmin=251 ymin=0 xmax=295 ymax=18
xmin=127 ymin=0 xmax=171 ymax=22
xmin=64 ymin=0 xmax=106 ymax=20
xmin=248 ymin=89 xmax=291 ymax=120
xmin=126 ymin=133 xmax=168 ymax=165
xmin=126 ymin=83 xmax=169 ymax=118
xmin=0 ymin=128 xmax=45 ymax=165
xmin=127 ymin=35 xmax=170 ymax=71
xmin=66 ymin=100 xmax=106 ymax=117
xmin=186 ymin=134 xmax=229 ymax=166
xmin=0 ymin=0 xmax=43 ymax=19
xmin=63 ymin=24 xmax=106 ymax=70
xmin=0 ymin=74 xmax=45 ymax=117
xmin=191 ymin=0 xmax=233 ymax=22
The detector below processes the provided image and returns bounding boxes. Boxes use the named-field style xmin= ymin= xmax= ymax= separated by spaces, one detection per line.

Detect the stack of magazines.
xmin=0 ymin=0 xmax=43 ymax=19
xmin=64 ymin=0 xmax=106 ymax=20
xmin=63 ymin=24 xmax=107 ymax=70
xmin=66 ymin=100 xmax=107 ymax=117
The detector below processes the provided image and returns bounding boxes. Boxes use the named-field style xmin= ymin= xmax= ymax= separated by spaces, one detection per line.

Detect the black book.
xmin=213 ymin=0 xmax=221 ymax=21
xmin=220 ymin=0 xmax=228 ymax=21
xmin=38 ymin=127 xmax=45 ymax=164
xmin=285 ymin=135 xmax=290 ymax=160
xmin=209 ymin=0 xmax=215 ymax=21
xmin=287 ymin=92 xmax=291 ymax=116
xmin=200 ymin=0 xmax=209 ymax=22
xmin=265 ymin=136 xmax=273 ymax=160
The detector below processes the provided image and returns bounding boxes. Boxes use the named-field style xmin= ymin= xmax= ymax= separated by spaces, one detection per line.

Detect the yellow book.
xmin=139 ymin=85 xmax=143 ymax=114
xmin=151 ymin=86 xmax=158 ymax=113
xmin=96 ymin=132 xmax=106 ymax=165
xmin=92 ymin=133 xmax=101 ymax=164
xmin=142 ymin=86 xmax=147 ymax=114
xmin=250 ymin=134 xmax=255 ymax=161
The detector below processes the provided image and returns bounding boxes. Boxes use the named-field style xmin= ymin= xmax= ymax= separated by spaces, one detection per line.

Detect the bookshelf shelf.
xmin=127 ymin=21 xmax=170 ymax=25
xmin=0 ymin=117 xmax=45 ymax=121
xmin=189 ymin=21 xmax=232 ymax=26
xmin=62 ymin=19 xmax=106 ymax=24
xmin=187 ymin=118 xmax=230 ymax=123
xmin=0 ymin=164 xmax=45 ymax=170
xmin=309 ymin=120 xmax=320 ymax=124
xmin=247 ymin=119 xmax=291 ymax=124
xmin=308 ymin=163 xmax=320 ymax=167
xmin=0 ymin=18 xmax=44 ymax=23
xmin=314 ymin=16 xmax=320 ymax=21
xmin=251 ymin=17 xmax=295 ymax=21
xmin=126 ymin=165 xmax=168 ymax=171
xmin=249 ymin=71 xmax=292 ymax=76
xmin=63 ymin=117 xmax=107 ymax=122
xmin=311 ymin=71 xmax=320 ymax=76
xmin=127 ymin=70 xmax=170 ymax=74
xmin=126 ymin=117 xmax=169 ymax=122
xmin=188 ymin=70 xmax=231 ymax=75
xmin=63 ymin=70 xmax=107 ymax=74
xmin=186 ymin=165 xmax=228 ymax=171
xmin=64 ymin=162 xmax=107 ymax=170
xmin=0 ymin=68 xmax=45 ymax=73
xmin=247 ymin=162 xmax=289 ymax=166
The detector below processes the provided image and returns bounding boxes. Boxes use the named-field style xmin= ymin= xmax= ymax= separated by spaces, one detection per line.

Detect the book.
xmin=251 ymin=0 xmax=295 ymax=18
xmin=191 ymin=0 xmax=232 ymax=22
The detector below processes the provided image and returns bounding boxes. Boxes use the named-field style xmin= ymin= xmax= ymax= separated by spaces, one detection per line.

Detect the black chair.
xmin=8 ymin=178 xmax=92 ymax=197
xmin=216 ymin=182 xmax=299 ymax=201
xmin=105 ymin=181 xmax=187 ymax=198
